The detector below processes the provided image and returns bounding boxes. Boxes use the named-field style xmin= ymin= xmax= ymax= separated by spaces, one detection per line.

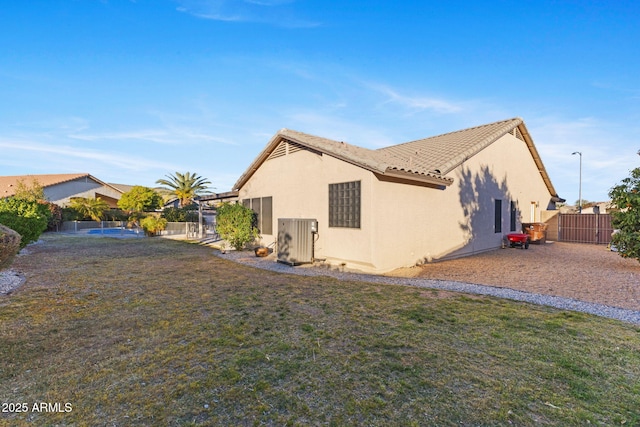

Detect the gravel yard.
xmin=391 ymin=241 xmax=640 ymax=312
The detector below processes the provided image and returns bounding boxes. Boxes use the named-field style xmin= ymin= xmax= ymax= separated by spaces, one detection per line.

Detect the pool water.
xmin=86 ymin=228 xmax=141 ymax=236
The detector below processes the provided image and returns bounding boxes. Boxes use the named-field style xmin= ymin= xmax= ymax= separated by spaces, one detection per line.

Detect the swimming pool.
xmin=86 ymin=228 xmax=142 ymax=236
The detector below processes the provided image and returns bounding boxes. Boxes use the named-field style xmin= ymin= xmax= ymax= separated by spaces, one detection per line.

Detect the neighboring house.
xmin=234 ymin=117 xmax=564 ymax=273
xmin=579 ymin=202 xmax=613 ymax=214
xmin=559 ymin=201 xmax=613 ymax=214
xmin=0 ymin=173 xmax=124 ymax=208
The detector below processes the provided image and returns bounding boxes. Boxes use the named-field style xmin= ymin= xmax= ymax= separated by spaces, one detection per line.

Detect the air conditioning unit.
xmin=277 ymin=218 xmax=317 ymax=265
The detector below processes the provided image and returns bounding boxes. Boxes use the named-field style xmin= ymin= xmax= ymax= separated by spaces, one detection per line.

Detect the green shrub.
xmin=610 ymin=167 xmax=640 ymax=261
xmin=0 ymin=199 xmax=50 ymax=248
xmin=140 ymin=216 xmax=168 ymax=236
xmin=0 ymin=224 xmax=21 ymax=270
xmin=161 ymin=206 xmax=199 ymax=222
xmin=216 ymin=202 xmax=259 ymax=250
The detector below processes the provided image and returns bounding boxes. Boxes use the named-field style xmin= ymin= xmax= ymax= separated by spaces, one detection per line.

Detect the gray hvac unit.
xmin=277 ymin=218 xmax=317 ymax=265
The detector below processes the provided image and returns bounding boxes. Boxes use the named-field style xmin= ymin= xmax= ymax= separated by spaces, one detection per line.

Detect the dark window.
xmin=329 ymin=181 xmax=361 ymax=228
xmin=242 ymin=196 xmax=273 ymax=235
xmin=510 ymin=201 xmax=517 ymax=232
xmin=261 ymin=197 xmax=273 ymax=235
xmin=495 ymin=199 xmax=502 ymax=233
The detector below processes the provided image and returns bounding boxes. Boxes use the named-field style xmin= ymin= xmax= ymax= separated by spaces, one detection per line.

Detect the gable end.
xmin=509 ymin=127 xmax=525 ymax=142
xmin=266 ymin=139 xmax=322 ymax=161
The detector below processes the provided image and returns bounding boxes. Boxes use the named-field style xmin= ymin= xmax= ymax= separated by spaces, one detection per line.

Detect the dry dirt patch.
xmin=388 ymin=241 xmax=640 ymax=311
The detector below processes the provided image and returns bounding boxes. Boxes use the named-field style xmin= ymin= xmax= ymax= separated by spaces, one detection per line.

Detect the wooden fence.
xmin=554 ymin=214 xmax=613 ymax=245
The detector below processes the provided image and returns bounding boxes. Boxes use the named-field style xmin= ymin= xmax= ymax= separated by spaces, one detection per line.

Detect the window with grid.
xmin=242 ymin=196 xmax=273 ymax=235
xmin=329 ymin=181 xmax=361 ymax=228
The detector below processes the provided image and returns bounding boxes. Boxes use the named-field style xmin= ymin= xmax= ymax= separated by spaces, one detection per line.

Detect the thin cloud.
xmin=68 ymin=128 xmax=235 ymax=145
xmin=174 ymin=0 xmax=321 ymax=28
xmin=0 ymin=138 xmax=176 ymax=172
xmin=366 ymin=83 xmax=464 ymax=114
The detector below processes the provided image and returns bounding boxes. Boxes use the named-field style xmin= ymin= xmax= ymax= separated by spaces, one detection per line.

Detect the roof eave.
xmin=233 ymin=130 xmax=389 ymax=190
xmin=383 ymin=169 xmax=454 ymax=186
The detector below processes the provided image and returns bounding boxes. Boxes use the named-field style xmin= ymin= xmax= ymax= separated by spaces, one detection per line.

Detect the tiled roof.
xmin=0 ymin=173 xmax=125 ymax=198
xmin=278 ymin=129 xmax=391 ymax=175
xmin=377 ymin=117 xmax=523 ymax=175
xmin=234 ymin=118 xmax=559 ymax=197
xmin=108 ymin=183 xmax=135 ymax=193
xmin=0 ymin=173 xmax=91 ymax=198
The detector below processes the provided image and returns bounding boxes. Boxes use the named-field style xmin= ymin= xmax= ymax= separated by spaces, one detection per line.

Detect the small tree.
xmin=155 ymin=172 xmax=211 ymax=207
xmin=216 ymin=202 xmax=259 ymax=250
xmin=609 ymin=167 xmax=640 ymax=261
xmin=118 ymin=186 xmax=163 ymax=213
xmin=69 ymin=197 xmax=110 ymax=222
xmin=13 ymin=178 xmax=46 ymax=202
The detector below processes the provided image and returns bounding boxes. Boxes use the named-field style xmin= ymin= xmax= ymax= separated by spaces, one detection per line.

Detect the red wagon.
xmin=506 ymin=233 xmax=530 ymax=249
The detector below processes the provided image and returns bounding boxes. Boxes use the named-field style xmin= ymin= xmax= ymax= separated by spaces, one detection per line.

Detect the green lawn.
xmin=1 ymin=235 xmax=639 ymax=426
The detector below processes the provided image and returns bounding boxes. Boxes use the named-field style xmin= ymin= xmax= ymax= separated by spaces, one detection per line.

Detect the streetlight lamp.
xmin=572 ymin=151 xmax=582 ymax=213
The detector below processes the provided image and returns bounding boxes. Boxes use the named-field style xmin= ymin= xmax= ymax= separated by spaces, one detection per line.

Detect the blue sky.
xmin=1 ymin=0 xmax=639 ymax=203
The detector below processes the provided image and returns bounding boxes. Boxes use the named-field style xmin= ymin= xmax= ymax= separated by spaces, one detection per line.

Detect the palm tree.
xmin=155 ymin=172 xmax=212 ymax=207
xmin=69 ymin=197 xmax=110 ymax=222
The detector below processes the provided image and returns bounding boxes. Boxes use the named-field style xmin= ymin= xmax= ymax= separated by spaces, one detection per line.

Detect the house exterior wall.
xmin=238 ymin=148 xmax=378 ymax=271
xmin=369 ymin=133 xmax=554 ymax=272
xmin=239 ymin=132 xmax=555 ymax=274
xmin=45 ymin=177 xmax=122 ymax=207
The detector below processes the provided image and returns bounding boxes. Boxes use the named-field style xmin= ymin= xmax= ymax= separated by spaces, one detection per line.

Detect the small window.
xmin=495 ymin=199 xmax=502 ymax=233
xmin=329 ymin=181 xmax=361 ymax=228
xmin=510 ymin=201 xmax=517 ymax=232
xmin=261 ymin=197 xmax=273 ymax=235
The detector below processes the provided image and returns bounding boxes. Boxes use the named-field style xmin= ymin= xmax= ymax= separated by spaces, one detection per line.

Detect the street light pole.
xmin=572 ymin=151 xmax=582 ymax=213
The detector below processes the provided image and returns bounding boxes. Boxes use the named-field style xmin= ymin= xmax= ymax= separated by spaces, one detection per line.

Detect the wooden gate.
xmin=557 ymin=214 xmax=613 ymax=244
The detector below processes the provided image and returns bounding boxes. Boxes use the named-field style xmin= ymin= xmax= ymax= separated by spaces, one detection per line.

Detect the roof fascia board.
xmin=383 ymin=169 xmax=453 ymax=187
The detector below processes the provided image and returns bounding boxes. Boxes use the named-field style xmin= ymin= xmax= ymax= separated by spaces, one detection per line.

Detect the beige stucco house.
xmin=0 ymin=173 xmax=124 ymax=208
xmin=234 ymin=117 xmax=564 ymax=273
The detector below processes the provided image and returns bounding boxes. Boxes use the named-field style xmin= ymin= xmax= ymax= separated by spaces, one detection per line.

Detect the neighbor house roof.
xmin=0 ymin=173 xmax=124 ymax=198
xmin=233 ymin=117 xmax=561 ymax=198
xmin=108 ymin=183 xmax=135 ymax=194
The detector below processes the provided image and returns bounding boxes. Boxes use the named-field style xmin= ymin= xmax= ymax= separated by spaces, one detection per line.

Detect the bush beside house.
xmin=609 ymin=166 xmax=640 ymax=261
xmin=216 ymin=202 xmax=259 ymax=250
xmin=0 ymin=224 xmax=21 ymax=270
xmin=0 ymin=199 xmax=50 ymax=248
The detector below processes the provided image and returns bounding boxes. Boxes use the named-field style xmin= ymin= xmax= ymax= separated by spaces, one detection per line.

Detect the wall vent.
xmin=510 ymin=127 xmax=525 ymax=142
xmin=267 ymin=140 xmax=321 ymax=161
